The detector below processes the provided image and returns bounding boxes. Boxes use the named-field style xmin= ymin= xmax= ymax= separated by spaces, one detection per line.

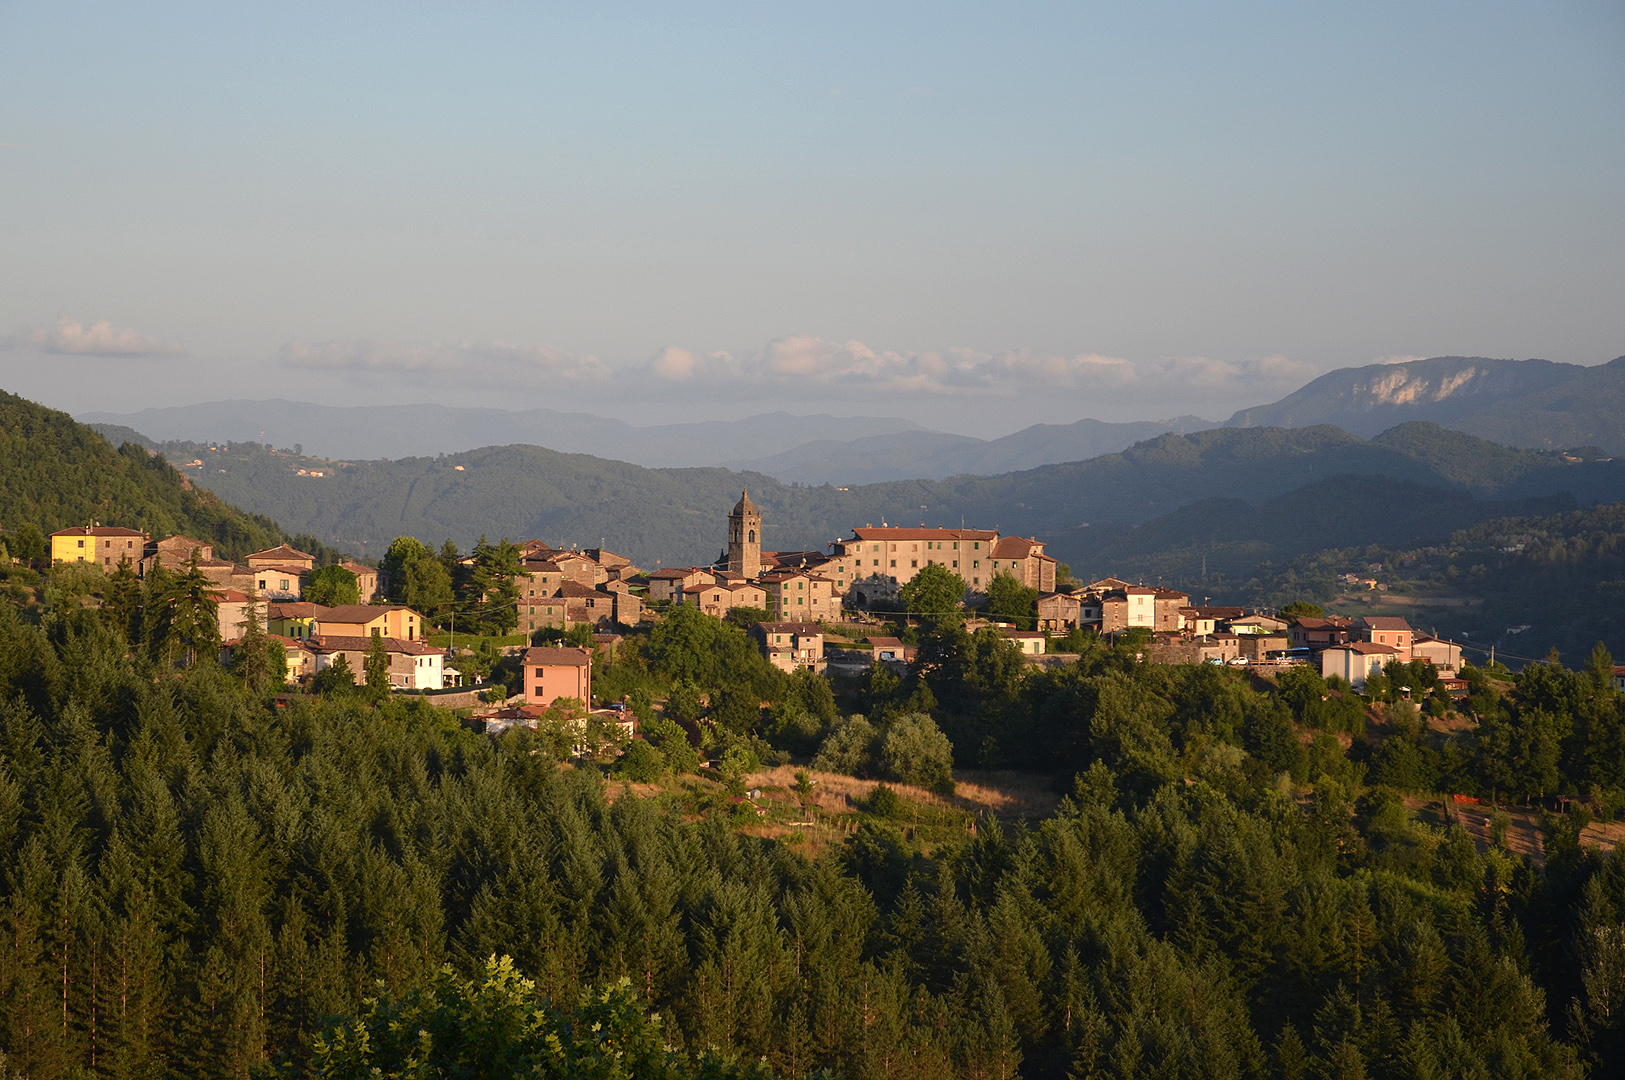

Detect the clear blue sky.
xmin=2 ymin=2 xmax=1622 ymax=435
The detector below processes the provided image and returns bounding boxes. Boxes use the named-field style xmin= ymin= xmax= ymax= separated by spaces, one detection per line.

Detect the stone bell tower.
xmin=727 ymin=489 xmax=762 ymax=579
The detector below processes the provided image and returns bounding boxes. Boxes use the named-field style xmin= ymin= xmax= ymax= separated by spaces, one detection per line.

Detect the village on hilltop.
xmin=46 ymin=489 xmax=1468 ymax=714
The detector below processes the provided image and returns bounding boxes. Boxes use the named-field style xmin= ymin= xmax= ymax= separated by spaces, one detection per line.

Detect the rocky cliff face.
xmin=1228 ymin=355 xmax=1625 ymax=451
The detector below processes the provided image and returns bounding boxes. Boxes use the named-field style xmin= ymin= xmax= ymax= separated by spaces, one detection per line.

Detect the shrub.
xmin=867 ymin=782 xmax=900 ymax=817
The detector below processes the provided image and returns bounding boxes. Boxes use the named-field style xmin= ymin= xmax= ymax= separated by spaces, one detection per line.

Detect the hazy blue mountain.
xmin=79 ymin=400 xmax=923 ymax=465
xmin=1228 ymin=354 xmax=1625 ymax=452
xmin=146 ymin=422 xmax=1625 ymax=572
xmin=724 ymin=416 xmax=1217 ymax=484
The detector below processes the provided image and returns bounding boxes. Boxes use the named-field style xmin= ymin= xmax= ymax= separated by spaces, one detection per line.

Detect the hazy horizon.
xmin=3 ymin=3 xmax=1623 ymax=436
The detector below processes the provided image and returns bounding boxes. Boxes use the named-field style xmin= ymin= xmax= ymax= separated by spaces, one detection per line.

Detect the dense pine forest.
xmin=5 ymin=592 xmax=1625 ymax=1078
xmin=0 ymin=392 xmax=293 ymax=562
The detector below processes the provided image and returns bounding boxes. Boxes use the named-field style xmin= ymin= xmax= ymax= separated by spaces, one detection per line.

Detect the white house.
xmin=1321 ymin=641 xmax=1399 ymax=689
xmin=310 ymin=636 xmax=446 ymax=690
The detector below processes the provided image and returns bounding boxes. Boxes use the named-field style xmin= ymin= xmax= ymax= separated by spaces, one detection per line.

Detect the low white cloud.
xmin=6 ymin=316 xmax=183 ymax=357
xmin=642 ymin=336 xmax=1309 ymax=399
xmin=278 ymin=338 xmax=608 ymax=384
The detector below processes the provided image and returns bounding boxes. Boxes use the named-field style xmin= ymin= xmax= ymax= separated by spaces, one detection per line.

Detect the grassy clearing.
xmin=604 ymin=763 xmax=1061 ymax=859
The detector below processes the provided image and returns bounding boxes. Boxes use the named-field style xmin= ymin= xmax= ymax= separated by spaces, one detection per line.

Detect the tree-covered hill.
xmin=7 ymin=594 xmax=1625 ymax=1078
xmin=149 ymin=421 xmax=1625 ymax=571
xmin=1222 ymin=501 xmax=1625 ymax=664
xmin=1060 ymin=475 xmax=1578 ymax=588
xmin=0 ymin=389 xmax=289 ymax=559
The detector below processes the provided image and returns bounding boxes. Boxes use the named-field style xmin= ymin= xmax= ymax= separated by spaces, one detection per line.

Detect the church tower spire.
xmin=727 ymin=489 xmax=762 ymax=578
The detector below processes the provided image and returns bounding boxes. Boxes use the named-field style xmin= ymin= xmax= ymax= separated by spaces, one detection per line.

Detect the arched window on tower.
xmin=748 ymin=530 xmax=755 ymax=543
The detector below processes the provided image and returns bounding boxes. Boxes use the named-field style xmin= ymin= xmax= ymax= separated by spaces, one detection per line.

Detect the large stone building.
xmin=824 ymin=526 xmax=1055 ymax=604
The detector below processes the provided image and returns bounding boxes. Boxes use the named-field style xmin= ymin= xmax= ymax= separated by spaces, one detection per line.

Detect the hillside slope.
xmin=0 ymin=389 xmax=290 ymax=559
xmin=1229 ymin=354 xmax=1625 ymax=452
xmin=723 ymin=415 xmax=1216 ymax=484
xmin=155 ymin=422 xmax=1625 ymax=570
xmin=1060 ymin=475 xmax=1577 ymax=587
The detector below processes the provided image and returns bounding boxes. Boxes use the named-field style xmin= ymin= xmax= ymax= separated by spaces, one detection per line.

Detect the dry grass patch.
xmin=743 ymin=765 xmax=1060 ymax=820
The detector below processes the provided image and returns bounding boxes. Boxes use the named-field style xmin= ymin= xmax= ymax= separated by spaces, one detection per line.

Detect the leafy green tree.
xmin=1279 ymin=601 xmax=1324 ymax=618
xmin=812 ymin=715 xmax=878 ymax=776
xmin=899 ymin=562 xmax=964 ymax=621
xmin=402 ymin=553 xmax=455 ymax=620
xmin=310 ymin=958 xmax=771 ymax=1080
xmin=381 ymin=536 xmax=432 ymax=600
xmin=880 ymin=713 xmax=955 ymax=791
xmin=725 ymin=605 xmax=770 ymax=629
xmin=306 ymin=563 xmax=360 ymax=606
xmin=9 ymin=522 xmax=46 ymax=563
xmin=985 ymin=571 xmax=1039 ymax=629
xmin=617 ymin=739 xmax=666 ymax=782
xmin=644 ymin=714 xmax=702 ymax=774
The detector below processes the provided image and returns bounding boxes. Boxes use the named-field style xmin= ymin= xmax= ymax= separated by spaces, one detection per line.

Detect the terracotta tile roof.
xmin=247 ymin=544 xmax=314 ymax=563
xmin=522 ymin=560 xmax=563 ymax=573
xmin=338 ymin=560 xmax=374 ymax=574
xmin=309 ymin=635 xmax=438 ymax=656
xmin=849 ymin=527 xmax=998 ymax=541
xmin=317 ymin=604 xmax=412 ymax=622
xmin=207 ymin=588 xmax=250 ymax=602
xmin=157 ymin=534 xmax=209 ymax=549
xmin=865 ymin=636 xmax=905 ymax=648
xmin=760 ymin=569 xmax=834 ymax=583
xmin=1359 ymin=616 xmax=1413 ymax=631
xmin=1191 ymin=606 xmax=1246 ymax=619
xmin=267 ymin=602 xmax=327 ymax=618
xmin=522 ymin=646 xmax=591 ymax=667
xmin=557 ymin=581 xmax=601 ymax=598
xmin=993 ymin=537 xmax=1039 ymax=558
xmin=1291 ymin=616 xmax=1353 ymax=629
xmin=51 ymin=526 xmax=147 ymax=537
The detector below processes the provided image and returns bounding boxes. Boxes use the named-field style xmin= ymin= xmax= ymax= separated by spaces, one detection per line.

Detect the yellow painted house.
xmin=311 ymin=604 xmax=424 ymax=641
xmin=50 ymin=526 xmax=150 ymax=568
xmin=267 ymin=602 xmax=328 ymax=641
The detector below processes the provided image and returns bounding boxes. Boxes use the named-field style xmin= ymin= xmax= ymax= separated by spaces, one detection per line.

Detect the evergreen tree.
xmin=101 ymin=556 xmax=143 ymax=644
xmin=228 ymin=584 xmax=277 ymax=694
xmin=363 ymin=635 xmax=391 ymax=703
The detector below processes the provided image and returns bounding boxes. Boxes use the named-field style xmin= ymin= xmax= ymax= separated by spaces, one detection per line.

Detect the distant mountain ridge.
xmin=1228 ymin=354 xmax=1625 ymax=452
xmin=142 ymin=421 xmax=1625 ymax=572
xmin=80 ymin=401 xmax=925 ymax=466
xmin=84 ymin=355 xmax=1625 ymax=484
xmin=722 ymin=416 xmax=1216 ymax=484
